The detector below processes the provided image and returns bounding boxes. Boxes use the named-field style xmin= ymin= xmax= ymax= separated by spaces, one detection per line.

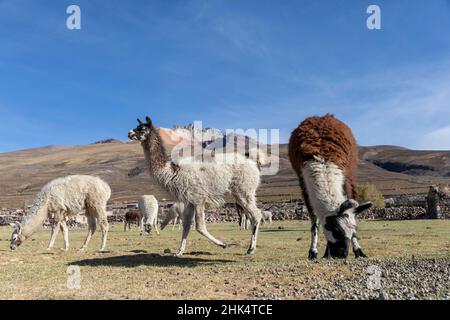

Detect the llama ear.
xmin=354 ymin=202 xmax=373 ymax=215
xmin=137 ymin=118 xmax=143 ymax=125
xmin=338 ymin=199 xmax=359 ymax=215
xmin=146 ymin=117 xmax=152 ymax=126
xmin=9 ymin=223 xmax=16 ymax=229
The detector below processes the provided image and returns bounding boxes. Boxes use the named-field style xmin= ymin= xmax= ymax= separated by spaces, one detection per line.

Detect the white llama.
xmin=128 ymin=117 xmax=263 ymax=255
xmin=139 ymin=195 xmax=160 ymax=235
xmin=9 ymin=175 xmax=111 ymax=251
xmin=261 ymin=210 xmax=273 ymax=226
xmin=160 ymin=202 xmax=185 ymax=230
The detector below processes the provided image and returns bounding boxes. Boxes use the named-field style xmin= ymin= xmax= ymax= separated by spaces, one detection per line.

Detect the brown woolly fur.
xmin=288 ymin=114 xmax=358 ymax=200
xmin=125 ymin=210 xmax=142 ymax=222
xmin=288 ymin=114 xmax=370 ymax=260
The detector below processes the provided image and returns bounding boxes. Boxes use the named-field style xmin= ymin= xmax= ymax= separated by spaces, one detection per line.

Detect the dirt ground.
xmin=1 ymin=220 xmax=450 ymax=300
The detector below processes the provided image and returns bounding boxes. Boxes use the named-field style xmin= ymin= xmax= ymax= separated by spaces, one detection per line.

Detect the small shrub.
xmin=357 ymin=183 xmax=385 ymax=208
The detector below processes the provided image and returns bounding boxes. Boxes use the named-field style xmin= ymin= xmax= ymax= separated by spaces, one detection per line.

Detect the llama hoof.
xmin=323 ymin=247 xmax=332 ymax=259
xmin=308 ymin=250 xmax=318 ymax=260
xmin=221 ymin=243 xmax=228 ymax=249
xmin=176 ymin=251 xmax=184 ymax=257
xmin=354 ymin=248 xmax=367 ymax=258
xmin=246 ymin=248 xmax=255 ymax=255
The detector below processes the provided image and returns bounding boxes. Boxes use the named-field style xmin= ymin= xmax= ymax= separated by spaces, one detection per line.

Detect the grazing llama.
xmin=237 ymin=204 xmax=271 ymax=229
xmin=160 ymin=202 xmax=185 ymax=230
xmin=236 ymin=203 xmax=250 ymax=230
xmin=139 ymin=195 xmax=160 ymax=235
xmin=9 ymin=175 xmax=110 ymax=251
xmin=128 ymin=117 xmax=262 ymax=255
xmin=261 ymin=210 xmax=273 ymax=226
xmin=124 ymin=209 xmax=143 ymax=232
xmin=288 ymin=114 xmax=372 ymax=259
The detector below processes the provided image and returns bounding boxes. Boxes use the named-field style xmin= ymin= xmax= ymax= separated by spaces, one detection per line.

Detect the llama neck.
xmin=142 ymin=128 xmax=170 ymax=171
xmin=21 ymin=199 xmax=49 ymax=239
xmin=141 ymin=128 xmax=176 ymax=190
xmin=301 ymin=159 xmax=347 ymax=221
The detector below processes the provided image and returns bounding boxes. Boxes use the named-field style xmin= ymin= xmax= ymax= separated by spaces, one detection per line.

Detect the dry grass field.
xmin=1 ymin=220 xmax=450 ymax=300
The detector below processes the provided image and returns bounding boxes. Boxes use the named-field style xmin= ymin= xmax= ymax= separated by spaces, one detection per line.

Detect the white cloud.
xmin=417 ymin=126 xmax=450 ymax=150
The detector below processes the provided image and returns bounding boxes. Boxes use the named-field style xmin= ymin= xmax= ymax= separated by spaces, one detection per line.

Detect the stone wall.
xmin=1 ymin=194 xmax=449 ymax=227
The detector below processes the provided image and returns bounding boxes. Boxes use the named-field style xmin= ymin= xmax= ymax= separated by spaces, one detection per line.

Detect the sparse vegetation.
xmin=358 ymin=183 xmax=385 ymax=208
xmin=1 ymin=220 xmax=450 ymax=300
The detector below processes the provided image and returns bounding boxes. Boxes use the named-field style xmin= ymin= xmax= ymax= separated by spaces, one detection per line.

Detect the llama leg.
xmin=80 ymin=215 xmax=96 ymax=251
xmin=299 ymin=178 xmax=320 ymax=260
xmin=236 ymin=203 xmax=244 ymax=230
xmin=60 ymin=220 xmax=69 ymax=251
xmin=195 ymin=205 xmax=227 ymax=248
xmin=246 ymin=216 xmax=251 ymax=230
xmin=238 ymin=198 xmax=262 ymax=255
xmin=47 ymin=221 xmax=61 ymax=250
xmin=124 ymin=221 xmax=127 ymax=232
xmin=98 ymin=216 xmax=109 ymax=251
xmin=308 ymin=215 xmax=320 ymax=260
xmin=176 ymin=204 xmax=194 ymax=257
xmin=154 ymin=217 xmax=160 ymax=235
xmin=351 ymin=235 xmax=367 ymax=258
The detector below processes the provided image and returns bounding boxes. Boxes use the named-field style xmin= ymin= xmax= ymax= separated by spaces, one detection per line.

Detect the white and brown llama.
xmin=128 ymin=117 xmax=262 ymax=255
xmin=288 ymin=114 xmax=372 ymax=259
xmin=10 ymin=175 xmax=110 ymax=251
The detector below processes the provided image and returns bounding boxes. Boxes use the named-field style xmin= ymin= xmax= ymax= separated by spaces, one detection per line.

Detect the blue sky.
xmin=1 ymin=0 xmax=450 ymax=152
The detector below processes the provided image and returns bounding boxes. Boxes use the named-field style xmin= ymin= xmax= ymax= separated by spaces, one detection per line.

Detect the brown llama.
xmin=288 ymin=114 xmax=372 ymax=259
xmin=124 ymin=209 xmax=143 ymax=233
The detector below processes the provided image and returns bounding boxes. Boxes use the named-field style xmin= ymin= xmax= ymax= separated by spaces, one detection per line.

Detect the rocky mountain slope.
xmin=1 ymin=137 xmax=449 ymax=208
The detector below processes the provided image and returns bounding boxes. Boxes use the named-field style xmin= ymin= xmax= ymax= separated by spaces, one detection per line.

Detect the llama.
xmin=236 ymin=203 xmax=250 ymax=230
xmin=288 ymin=114 xmax=372 ymax=259
xmin=124 ymin=209 xmax=143 ymax=232
xmin=237 ymin=204 xmax=271 ymax=229
xmin=160 ymin=202 xmax=185 ymax=230
xmin=128 ymin=117 xmax=262 ymax=255
xmin=261 ymin=210 xmax=273 ymax=226
xmin=139 ymin=195 xmax=159 ymax=235
xmin=9 ymin=175 xmax=110 ymax=251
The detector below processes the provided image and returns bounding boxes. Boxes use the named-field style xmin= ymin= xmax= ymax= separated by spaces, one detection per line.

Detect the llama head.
xmin=143 ymin=224 xmax=151 ymax=234
xmin=9 ymin=222 xmax=24 ymax=250
xmin=323 ymin=199 xmax=372 ymax=258
xmin=128 ymin=117 xmax=154 ymax=142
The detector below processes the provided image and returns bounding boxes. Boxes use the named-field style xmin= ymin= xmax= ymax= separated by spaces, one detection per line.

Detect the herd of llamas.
xmin=9 ymin=114 xmax=374 ymax=260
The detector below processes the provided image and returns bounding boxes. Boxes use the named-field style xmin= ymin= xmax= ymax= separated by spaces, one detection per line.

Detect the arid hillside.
xmin=0 ymin=141 xmax=448 ymax=208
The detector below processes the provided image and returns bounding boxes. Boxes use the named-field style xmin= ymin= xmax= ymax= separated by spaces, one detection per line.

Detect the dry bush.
xmin=357 ymin=183 xmax=385 ymax=208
